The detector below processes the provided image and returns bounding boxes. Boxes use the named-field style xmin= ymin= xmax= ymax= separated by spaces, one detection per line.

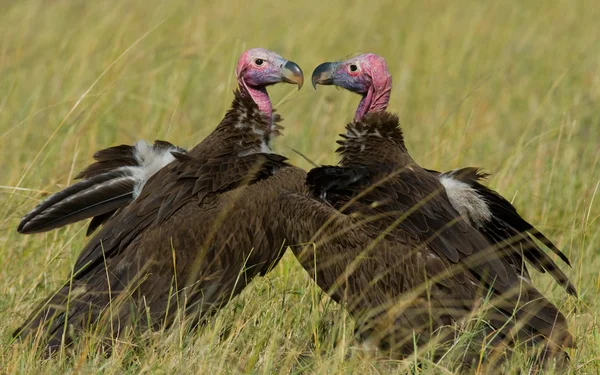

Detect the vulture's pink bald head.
xmin=235 ymin=48 xmax=304 ymax=118
xmin=311 ymin=53 xmax=392 ymax=121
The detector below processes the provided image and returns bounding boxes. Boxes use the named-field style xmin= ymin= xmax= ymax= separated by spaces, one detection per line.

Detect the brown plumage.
xmin=296 ymin=54 xmax=576 ymax=364
xmin=282 ymin=112 xmax=573 ymax=364
xmin=430 ymin=167 xmax=577 ymax=296
xmin=13 ymin=48 xmax=306 ymax=355
xmin=311 ymin=54 xmax=576 ymax=298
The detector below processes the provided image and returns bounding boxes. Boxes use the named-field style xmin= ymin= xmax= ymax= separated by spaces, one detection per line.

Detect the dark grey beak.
xmin=281 ymin=60 xmax=304 ymax=90
xmin=311 ymin=62 xmax=337 ymax=89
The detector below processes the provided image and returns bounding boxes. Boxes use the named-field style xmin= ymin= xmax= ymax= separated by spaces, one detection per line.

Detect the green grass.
xmin=1 ymin=0 xmax=599 ymax=373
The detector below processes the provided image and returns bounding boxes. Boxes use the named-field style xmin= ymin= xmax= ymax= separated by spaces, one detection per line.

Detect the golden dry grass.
xmin=0 ymin=0 xmax=598 ymax=373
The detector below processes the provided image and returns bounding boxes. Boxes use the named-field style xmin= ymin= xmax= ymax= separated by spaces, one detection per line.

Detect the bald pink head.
xmin=235 ymin=48 xmax=304 ymax=118
xmin=311 ymin=53 xmax=392 ymax=121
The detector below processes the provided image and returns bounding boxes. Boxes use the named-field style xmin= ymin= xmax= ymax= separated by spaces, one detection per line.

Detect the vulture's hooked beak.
xmin=280 ymin=60 xmax=304 ymax=90
xmin=311 ymin=62 xmax=337 ymax=89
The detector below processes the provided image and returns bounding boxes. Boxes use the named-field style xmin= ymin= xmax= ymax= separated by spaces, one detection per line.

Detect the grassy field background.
xmin=1 ymin=0 xmax=599 ymax=373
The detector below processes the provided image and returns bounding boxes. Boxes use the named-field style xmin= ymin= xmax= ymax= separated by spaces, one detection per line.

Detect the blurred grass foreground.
xmin=0 ymin=0 xmax=599 ymax=373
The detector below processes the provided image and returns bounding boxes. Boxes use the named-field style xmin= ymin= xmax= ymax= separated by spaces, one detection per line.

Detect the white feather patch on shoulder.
xmin=439 ymin=175 xmax=492 ymax=227
xmin=131 ymin=140 xmax=179 ymax=198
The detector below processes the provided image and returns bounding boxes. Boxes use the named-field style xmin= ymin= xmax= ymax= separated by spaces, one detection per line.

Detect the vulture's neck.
xmin=338 ymin=111 xmax=411 ymax=167
xmin=239 ymin=78 xmax=273 ymax=119
xmin=189 ymin=90 xmax=279 ymax=158
xmin=354 ymin=75 xmax=392 ymax=121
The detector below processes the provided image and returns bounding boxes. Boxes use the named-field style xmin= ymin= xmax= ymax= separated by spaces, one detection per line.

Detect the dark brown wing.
xmin=306 ymin=164 xmax=573 ymax=352
xmin=73 ymin=152 xmax=289 ymax=274
xmin=13 ymin=151 xmax=293 ymax=350
xmin=432 ymin=167 xmax=577 ymax=296
xmin=279 ymin=191 xmax=491 ymax=357
xmin=17 ymin=171 xmax=135 ymax=234
xmin=18 ymin=140 xmax=187 ymax=235
xmin=308 ymin=164 xmax=511 ymax=290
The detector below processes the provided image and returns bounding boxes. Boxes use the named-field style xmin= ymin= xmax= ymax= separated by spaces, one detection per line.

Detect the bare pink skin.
xmin=353 ymin=54 xmax=392 ymax=121
xmin=235 ymin=48 xmax=293 ymax=118
xmin=325 ymin=53 xmax=392 ymax=121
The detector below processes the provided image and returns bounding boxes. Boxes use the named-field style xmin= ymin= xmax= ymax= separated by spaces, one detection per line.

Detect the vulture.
xmin=278 ymin=54 xmax=575 ymax=363
xmin=14 ymin=48 xmax=306 ymax=354
xmin=17 ymin=79 xmax=286 ymax=237
xmin=310 ymin=54 xmax=576 ymax=297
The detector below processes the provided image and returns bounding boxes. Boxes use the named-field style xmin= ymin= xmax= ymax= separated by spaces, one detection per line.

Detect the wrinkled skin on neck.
xmin=237 ymin=78 xmax=273 ymax=119
xmin=354 ymin=67 xmax=392 ymax=121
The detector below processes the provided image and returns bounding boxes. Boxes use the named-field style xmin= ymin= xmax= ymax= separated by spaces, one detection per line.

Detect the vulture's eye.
xmin=349 ymin=64 xmax=358 ymax=72
xmin=255 ymin=59 xmax=264 ymax=66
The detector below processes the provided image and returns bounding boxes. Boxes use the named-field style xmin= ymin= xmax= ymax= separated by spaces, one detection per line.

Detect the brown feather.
xmin=14 ymin=90 xmax=306 ymax=355
xmin=288 ymin=111 xmax=574 ymax=364
xmin=432 ymin=167 xmax=577 ymax=296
